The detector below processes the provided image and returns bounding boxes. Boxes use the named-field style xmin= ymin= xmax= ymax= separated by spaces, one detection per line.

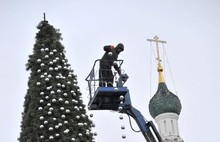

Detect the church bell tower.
xmin=148 ymin=36 xmax=184 ymax=142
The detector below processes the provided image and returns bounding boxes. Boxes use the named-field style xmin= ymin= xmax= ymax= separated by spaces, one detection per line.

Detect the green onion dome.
xmin=149 ymin=82 xmax=182 ymax=118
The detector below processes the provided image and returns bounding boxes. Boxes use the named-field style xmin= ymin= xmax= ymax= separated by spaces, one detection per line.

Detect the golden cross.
xmin=147 ymin=36 xmax=167 ymax=83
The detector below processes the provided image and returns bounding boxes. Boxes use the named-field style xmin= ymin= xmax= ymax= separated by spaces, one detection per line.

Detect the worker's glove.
xmin=120 ymin=73 xmax=129 ymax=82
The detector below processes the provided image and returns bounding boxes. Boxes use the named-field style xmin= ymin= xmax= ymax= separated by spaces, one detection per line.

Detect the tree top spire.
xmin=43 ymin=13 xmax=48 ymax=23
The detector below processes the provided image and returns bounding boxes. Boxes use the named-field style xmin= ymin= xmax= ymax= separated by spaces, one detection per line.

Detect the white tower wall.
xmin=155 ymin=113 xmax=183 ymax=142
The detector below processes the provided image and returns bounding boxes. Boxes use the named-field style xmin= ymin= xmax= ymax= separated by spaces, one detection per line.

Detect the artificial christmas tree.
xmin=19 ymin=19 xmax=94 ymax=142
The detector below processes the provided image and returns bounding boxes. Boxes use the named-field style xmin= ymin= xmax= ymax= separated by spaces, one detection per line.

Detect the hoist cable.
xmin=162 ymin=44 xmax=179 ymax=95
xmin=127 ymin=114 xmax=141 ymax=133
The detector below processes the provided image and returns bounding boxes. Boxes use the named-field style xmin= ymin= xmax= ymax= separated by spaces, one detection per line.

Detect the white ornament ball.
xmin=121 ymin=125 xmax=125 ymax=130
xmin=78 ymin=133 xmax=82 ymax=137
xmin=45 ymin=55 xmax=49 ymax=59
xmin=49 ymin=127 xmax=53 ymax=131
xmin=118 ymin=106 xmax=123 ymax=111
xmin=76 ymin=115 xmax=80 ymax=119
xmin=49 ymin=67 xmax=53 ymax=71
xmin=65 ymin=101 xmax=69 ymax=104
xmin=39 ymin=116 xmax=44 ymax=120
xmin=40 ymin=63 xmax=45 ymax=67
xmin=49 ymin=136 xmax=54 ymax=139
xmin=37 ymin=69 xmax=41 ymax=73
xmin=67 ymin=81 xmax=71 ymax=84
xmin=119 ymin=115 xmax=123 ymax=120
xmin=71 ymin=138 xmax=75 ymax=141
xmin=37 ymin=59 xmax=41 ymax=63
xmin=91 ymin=123 xmax=96 ymax=127
xmin=40 ymin=92 xmax=44 ymax=95
xmin=52 ymin=99 xmax=56 ymax=102
xmin=45 ymin=48 xmax=49 ymax=51
xmin=57 ymin=89 xmax=61 ymax=93
xmin=66 ymin=109 xmax=70 ymax=113
xmin=47 ymin=103 xmax=51 ymax=106
xmin=74 ymin=106 xmax=79 ymax=111
xmin=38 ymin=107 xmax=43 ymax=110
xmin=64 ymin=129 xmax=69 ymax=134
xmin=56 ymin=75 xmax=60 ymax=79
xmin=53 ymin=59 xmax=57 ymax=63
xmin=39 ymin=125 xmax=44 ymax=128
xmin=59 ymin=98 xmax=63 ymax=102
xmin=81 ymin=114 xmax=86 ymax=118
xmin=55 ymin=133 xmax=59 ymax=137
xmin=61 ymin=115 xmax=66 ymax=119
xmin=122 ymin=134 xmax=126 ymax=139
xmin=94 ymin=132 xmax=98 ymax=136
xmin=90 ymin=114 xmax=93 ymax=117
xmin=78 ymin=123 xmax=83 ymax=126
xmin=40 ymin=135 xmax=44 ymax=139
xmin=63 ymin=93 xmax=67 ymax=97
xmin=60 ymin=107 xmax=64 ymax=110
xmin=108 ymin=52 xmax=113 ymax=56
xmin=39 ymin=99 xmax=44 ymax=103
xmin=120 ymin=95 xmax=124 ymax=100
xmin=114 ymin=87 xmax=118 ymax=92
xmin=44 ymin=120 xmax=48 ymax=124
xmin=49 ymin=52 xmax=53 ymax=55
xmin=55 ymin=125 xmax=59 ymax=129
xmin=64 ymin=121 xmax=68 ymax=124
xmin=53 ymin=49 xmax=57 ymax=52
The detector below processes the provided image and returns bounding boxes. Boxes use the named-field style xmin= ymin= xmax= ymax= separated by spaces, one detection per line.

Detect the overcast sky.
xmin=1 ymin=0 xmax=220 ymax=142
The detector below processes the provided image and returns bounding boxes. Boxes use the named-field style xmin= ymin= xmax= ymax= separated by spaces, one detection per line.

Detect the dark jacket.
xmin=100 ymin=44 xmax=123 ymax=75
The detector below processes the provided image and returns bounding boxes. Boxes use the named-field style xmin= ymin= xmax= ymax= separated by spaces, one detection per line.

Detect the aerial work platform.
xmin=85 ymin=59 xmax=162 ymax=142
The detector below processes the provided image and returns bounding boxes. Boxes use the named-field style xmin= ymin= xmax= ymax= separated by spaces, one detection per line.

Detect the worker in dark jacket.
xmin=99 ymin=43 xmax=124 ymax=87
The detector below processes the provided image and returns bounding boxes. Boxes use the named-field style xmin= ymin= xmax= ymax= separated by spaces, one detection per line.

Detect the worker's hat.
xmin=115 ymin=43 xmax=124 ymax=51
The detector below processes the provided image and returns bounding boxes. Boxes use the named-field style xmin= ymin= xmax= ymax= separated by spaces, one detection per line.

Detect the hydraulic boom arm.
xmin=123 ymin=106 xmax=162 ymax=142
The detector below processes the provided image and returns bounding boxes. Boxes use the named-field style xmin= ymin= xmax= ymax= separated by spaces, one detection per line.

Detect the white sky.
xmin=1 ymin=0 xmax=220 ymax=141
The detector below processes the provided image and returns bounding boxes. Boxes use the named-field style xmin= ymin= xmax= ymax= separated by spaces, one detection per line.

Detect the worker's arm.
xmin=113 ymin=63 xmax=121 ymax=75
